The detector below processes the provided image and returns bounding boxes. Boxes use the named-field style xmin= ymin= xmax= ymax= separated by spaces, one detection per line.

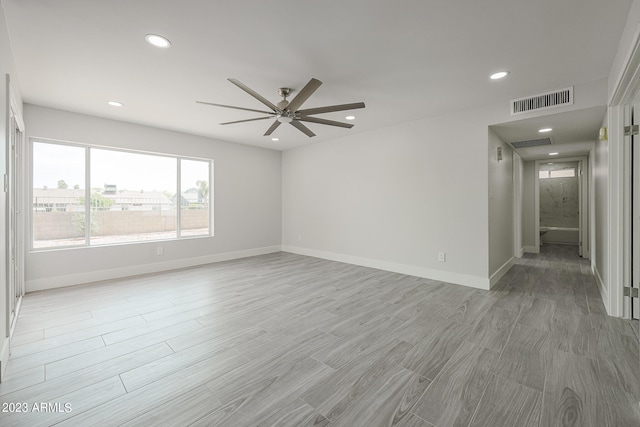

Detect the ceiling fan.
xmin=197 ymin=78 xmax=365 ymax=138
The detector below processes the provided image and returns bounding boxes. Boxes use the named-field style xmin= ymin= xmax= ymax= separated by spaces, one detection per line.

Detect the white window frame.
xmin=29 ymin=137 xmax=214 ymax=251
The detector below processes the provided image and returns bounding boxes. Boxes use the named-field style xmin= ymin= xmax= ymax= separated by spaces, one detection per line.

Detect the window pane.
xmin=549 ymin=168 xmax=576 ymax=178
xmin=180 ymin=159 xmax=210 ymax=237
xmin=32 ymin=142 xmax=86 ymax=248
xmin=539 ymin=170 xmax=549 ymax=179
xmin=90 ymin=149 xmax=177 ymax=245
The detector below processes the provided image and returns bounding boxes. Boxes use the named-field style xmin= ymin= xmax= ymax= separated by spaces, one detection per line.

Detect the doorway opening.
xmin=534 ymin=156 xmax=589 ymax=259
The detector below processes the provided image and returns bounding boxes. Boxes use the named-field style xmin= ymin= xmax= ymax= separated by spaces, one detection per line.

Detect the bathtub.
xmin=540 ymin=226 xmax=579 ymax=245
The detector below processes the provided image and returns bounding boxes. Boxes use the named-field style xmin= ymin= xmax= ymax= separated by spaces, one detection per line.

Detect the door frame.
xmin=5 ymin=75 xmax=24 ymax=340
xmin=513 ymin=151 xmax=524 ymax=258
xmin=533 ymin=156 xmax=589 ymax=256
xmin=632 ymin=103 xmax=640 ymax=319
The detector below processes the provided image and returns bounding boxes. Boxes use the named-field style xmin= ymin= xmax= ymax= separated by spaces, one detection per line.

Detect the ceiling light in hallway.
xmin=490 ymin=71 xmax=509 ymax=80
xmin=145 ymin=34 xmax=171 ymax=48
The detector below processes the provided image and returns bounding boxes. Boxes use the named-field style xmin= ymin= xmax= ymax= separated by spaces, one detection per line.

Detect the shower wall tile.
xmin=539 ymin=162 xmax=579 ymax=228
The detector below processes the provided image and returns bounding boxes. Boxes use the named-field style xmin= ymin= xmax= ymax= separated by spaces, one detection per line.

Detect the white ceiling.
xmin=491 ymin=106 xmax=607 ymax=160
xmin=2 ymin=0 xmax=633 ymax=151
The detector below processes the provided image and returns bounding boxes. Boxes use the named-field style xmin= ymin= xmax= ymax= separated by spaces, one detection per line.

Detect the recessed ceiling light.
xmin=490 ymin=71 xmax=509 ymax=80
xmin=539 ymin=128 xmax=553 ymax=133
xmin=145 ymin=34 xmax=171 ymax=48
xmin=107 ymin=101 xmax=123 ymax=107
xmin=549 ymin=152 xmax=559 ymax=156
xmin=271 ymin=137 xmax=279 ymax=142
xmin=345 ymin=115 xmax=356 ymax=120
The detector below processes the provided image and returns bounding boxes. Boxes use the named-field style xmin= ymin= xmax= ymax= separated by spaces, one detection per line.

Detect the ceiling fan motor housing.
xmin=277 ymin=87 xmax=291 ymax=98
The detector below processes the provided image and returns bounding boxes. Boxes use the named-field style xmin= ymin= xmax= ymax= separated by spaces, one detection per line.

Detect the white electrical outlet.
xmin=297 ymin=234 xmax=302 ymax=242
xmin=156 ymin=246 xmax=164 ymax=256
xmin=438 ymin=252 xmax=446 ymax=262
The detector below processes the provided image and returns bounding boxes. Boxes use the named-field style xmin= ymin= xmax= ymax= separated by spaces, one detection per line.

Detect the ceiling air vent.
xmin=510 ymin=87 xmax=573 ymax=115
xmin=510 ymin=137 xmax=553 ymax=149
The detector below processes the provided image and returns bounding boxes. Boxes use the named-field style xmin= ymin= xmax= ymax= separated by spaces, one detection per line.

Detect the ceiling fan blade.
xmin=220 ymin=116 xmax=273 ymax=125
xmin=196 ymin=101 xmax=274 ymax=115
xmin=287 ymin=78 xmax=322 ymax=112
xmin=298 ymin=116 xmax=354 ymax=129
xmin=264 ymin=120 xmax=281 ymax=136
xmin=228 ymin=78 xmax=279 ymax=111
xmin=297 ymin=102 xmax=365 ymax=116
xmin=290 ymin=120 xmax=316 ymax=137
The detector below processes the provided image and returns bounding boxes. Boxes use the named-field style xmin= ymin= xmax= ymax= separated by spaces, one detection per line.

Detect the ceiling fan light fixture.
xmin=145 ymin=34 xmax=171 ymax=48
xmin=277 ymin=114 xmax=293 ymax=123
xmin=107 ymin=101 xmax=123 ymax=107
xmin=539 ymin=128 xmax=552 ymax=133
xmin=271 ymin=137 xmax=279 ymax=141
xmin=345 ymin=115 xmax=355 ymax=120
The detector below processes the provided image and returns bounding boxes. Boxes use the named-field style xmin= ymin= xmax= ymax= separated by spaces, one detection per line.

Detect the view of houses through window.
xmin=32 ymin=140 xmax=212 ymax=249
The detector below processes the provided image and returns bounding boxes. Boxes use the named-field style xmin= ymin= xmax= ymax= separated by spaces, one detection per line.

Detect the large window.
xmin=32 ymin=140 xmax=212 ymax=249
xmin=32 ymin=142 xmax=86 ymax=248
xmin=180 ymin=159 xmax=210 ymax=238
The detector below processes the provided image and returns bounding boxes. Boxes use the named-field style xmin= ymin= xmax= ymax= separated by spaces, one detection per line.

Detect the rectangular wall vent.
xmin=510 ymin=87 xmax=573 ymax=115
xmin=510 ymin=138 xmax=553 ymax=148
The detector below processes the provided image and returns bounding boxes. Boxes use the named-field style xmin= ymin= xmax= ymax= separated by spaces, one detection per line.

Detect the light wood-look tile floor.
xmin=1 ymin=245 xmax=639 ymax=426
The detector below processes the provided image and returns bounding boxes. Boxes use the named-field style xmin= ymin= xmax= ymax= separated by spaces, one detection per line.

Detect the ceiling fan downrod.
xmin=276 ymin=87 xmax=291 ymax=111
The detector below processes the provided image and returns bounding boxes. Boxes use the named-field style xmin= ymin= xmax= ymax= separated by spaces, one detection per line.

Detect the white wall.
xmin=513 ymin=152 xmax=524 ymax=257
xmin=591 ymin=127 xmax=609 ymax=300
xmin=522 ymin=161 xmax=537 ymax=251
xmin=608 ymin=0 xmax=640 ymax=101
xmin=0 ymin=1 xmax=23 ymax=381
xmin=488 ymin=128 xmax=514 ymax=284
xmin=282 ymin=78 xmax=608 ymax=291
xmin=0 ymin=6 xmax=8 ymax=383
xmin=592 ymin=117 xmax=610 ymax=306
xmin=283 ymin=107 xmax=493 ymax=289
xmin=24 ymin=105 xmax=282 ymax=291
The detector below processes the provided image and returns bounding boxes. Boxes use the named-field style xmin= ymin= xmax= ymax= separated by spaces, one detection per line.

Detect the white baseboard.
xmin=1 ymin=297 xmax=23 ymax=382
xmin=0 ymin=337 xmax=9 ymax=382
xmin=592 ymin=263 xmax=609 ymax=314
xmin=490 ymin=257 xmax=514 ymax=289
xmin=26 ymin=245 xmax=283 ymax=292
xmin=282 ymin=245 xmax=490 ymax=290
xmin=523 ymin=245 xmax=539 ymax=254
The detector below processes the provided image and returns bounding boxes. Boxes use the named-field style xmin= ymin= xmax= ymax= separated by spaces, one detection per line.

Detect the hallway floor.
xmin=0 ymin=245 xmax=638 ymax=426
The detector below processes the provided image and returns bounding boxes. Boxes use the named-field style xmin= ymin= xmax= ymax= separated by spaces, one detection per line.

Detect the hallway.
xmin=494 ymin=244 xmax=640 ymax=425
